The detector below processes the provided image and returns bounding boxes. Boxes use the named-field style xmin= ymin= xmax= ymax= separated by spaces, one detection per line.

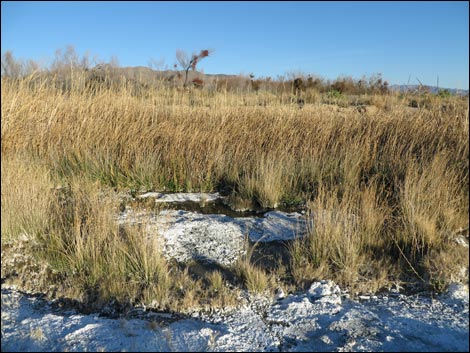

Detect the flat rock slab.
xmin=118 ymin=209 xmax=306 ymax=266
xmin=138 ymin=192 xmax=221 ymax=203
xmin=246 ymin=211 xmax=307 ymax=242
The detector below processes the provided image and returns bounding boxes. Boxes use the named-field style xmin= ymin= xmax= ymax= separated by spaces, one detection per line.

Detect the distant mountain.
xmin=389 ymin=84 xmax=468 ymax=96
xmin=106 ymin=68 xmax=470 ymax=96
xmin=90 ymin=64 xmax=239 ymax=83
xmin=37 ymin=64 xmax=470 ymax=96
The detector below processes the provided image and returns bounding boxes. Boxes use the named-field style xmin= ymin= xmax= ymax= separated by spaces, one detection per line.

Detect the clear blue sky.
xmin=2 ymin=1 xmax=469 ymax=89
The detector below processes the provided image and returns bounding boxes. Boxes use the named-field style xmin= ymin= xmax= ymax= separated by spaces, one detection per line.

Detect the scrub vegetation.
xmin=1 ymin=48 xmax=468 ymax=313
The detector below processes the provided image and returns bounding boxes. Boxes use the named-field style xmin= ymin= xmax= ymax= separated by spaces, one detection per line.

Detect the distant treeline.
xmin=3 ymin=47 xmax=463 ymax=97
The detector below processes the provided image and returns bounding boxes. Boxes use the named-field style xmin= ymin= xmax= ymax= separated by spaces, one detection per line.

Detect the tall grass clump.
xmin=397 ymin=151 xmax=469 ymax=290
xmin=234 ymin=239 xmax=273 ymax=294
xmin=400 ymin=152 xmax=467 ymax=256
xmin=290 ymin=181 xmax=391 ymax=292
xmin=3 ymin=169 xmax=173 ymax=309
xmin=40 ymin=178 xmax=236 ymax=311
xmin=1 ymin=155 xmax=53 ymax=242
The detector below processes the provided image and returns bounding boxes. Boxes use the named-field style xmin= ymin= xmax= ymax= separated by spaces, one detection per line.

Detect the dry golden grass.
xmin=1 ymin=154 xmax=53 ymax=242
xmin=235 ymin=257 xmax=272 ymax=295
xmin=1 ymin=71 xmax=468 ymax=310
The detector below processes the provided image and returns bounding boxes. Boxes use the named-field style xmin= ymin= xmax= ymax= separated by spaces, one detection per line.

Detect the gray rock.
xmin=307 ymin=280 xmax=342 ymax=305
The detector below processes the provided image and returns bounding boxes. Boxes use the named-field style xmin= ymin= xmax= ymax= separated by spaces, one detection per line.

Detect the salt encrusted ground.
xmin=118 ymin=207 xmax=306 ymax=266
xmin=2 ymin=193 xmax=468 ymax=352
xmin=2 ymin=281 xmax=468 ymax=352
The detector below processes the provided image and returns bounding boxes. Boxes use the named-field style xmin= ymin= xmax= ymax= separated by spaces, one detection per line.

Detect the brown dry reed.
xmin=1 ymin=68 xmax=468 ymax=309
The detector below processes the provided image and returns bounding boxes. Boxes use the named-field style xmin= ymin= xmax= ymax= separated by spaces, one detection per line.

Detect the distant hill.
xmin=107 ymin=68 xmax=470 ymax=95
xmin=90 ymin=64 xmax=240 ymax=84
xmin=389 ymin=84 xmax=468 ymax=96
xmin=28 ymin=64 xmax=470 ymax=96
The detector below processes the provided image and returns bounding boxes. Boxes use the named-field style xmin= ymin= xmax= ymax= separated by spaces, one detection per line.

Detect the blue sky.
xmin=2 ymin=1 xmax=469 ymax=89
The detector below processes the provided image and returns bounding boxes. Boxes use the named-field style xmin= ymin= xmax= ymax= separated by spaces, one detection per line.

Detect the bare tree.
xmin=51 ymin=45 xmax=80 ymax=74
xmin=1 ymin=51 xmax=23 ymax=78
xmin=109 ymin=55 xmax=120 ymax=68
xmin=175 ymin=49 xmax=210 ymax=88
xmin=148 ymin=57 xmax=166 ymax=71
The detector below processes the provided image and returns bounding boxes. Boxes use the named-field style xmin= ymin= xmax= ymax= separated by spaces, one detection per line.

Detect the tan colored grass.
xmin=235 ymin=258 xmax=271 ymax=294
xmin=400 ymin=152 xmax=468 ymax=256
xmin=2 ymin=72 xmax=468 ymax=297
xmin=208 ymin=270 xmax=224 ymax=292
xmin=1 ymin=155 xmax=54 ymax=242
xmin=234 ymin=238 xmax=275 ymax=295
xmin=289 ymin=181 xmax=391 ymax=290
